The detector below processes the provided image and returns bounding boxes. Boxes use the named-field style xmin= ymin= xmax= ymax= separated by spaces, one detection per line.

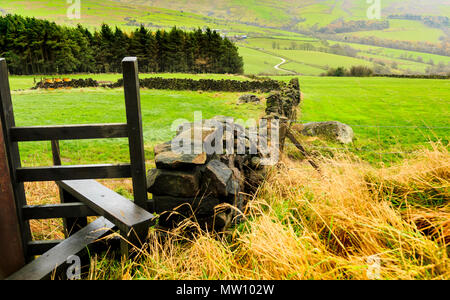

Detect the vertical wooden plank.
xmin=51 ymin=140 xmax=62 ymax=165
xmin=122 ymin=57 xmax=149 ymax=210
xmin=51 ymin=140 xmax=87 ymax=236
xmin=0 ymin=117 xmax=25 ymax=279
xmin=0 ymin=58 xmax=31 ymax=260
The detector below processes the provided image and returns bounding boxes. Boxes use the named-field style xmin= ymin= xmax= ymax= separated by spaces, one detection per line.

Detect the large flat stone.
xmin=154 ymin=142 xmax=172 ymax=156
xmin=147 ymin=168 xmax=200 ymax=197
xmin=300 ymin=121 xmax=354 ymax=144
xmin=155 ymin=151 xmax=207 ymax=170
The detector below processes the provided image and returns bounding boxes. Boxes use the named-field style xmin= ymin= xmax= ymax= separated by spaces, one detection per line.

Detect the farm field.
xmin=238 ymin=47 xmax=291 ymax=75
xmin=273 ymin=75 xmax=449 ymax=162
xmin=0 ymin=0 xmax=307 ymax=37
xmin=239 ymin=45 xmax=376 ymax=75
xmin=277 ymin=49 xmax=374 ymax=69
xmin=357 ymin=53 xmax=430 ymax=73
xmin=9 ymin=75 xmax=449 ymax=166
xmin=280 ymin=62 xmax=325 ymax=76
xmin=10 ymin=87 xmax=264 ymax=166
xmin=340 ymin=19 xmax=446 ymax=43
xmin=329 ymin=41 xmax=450 ymax=66
xmin=238 ymin=36 xmax=450 ymax=75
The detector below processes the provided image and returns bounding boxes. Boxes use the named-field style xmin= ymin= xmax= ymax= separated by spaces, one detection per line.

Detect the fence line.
xmin=285 ymin=143 xmax=424 ymax=155
xmin=289 ymin=121 xmax=450 ymax=129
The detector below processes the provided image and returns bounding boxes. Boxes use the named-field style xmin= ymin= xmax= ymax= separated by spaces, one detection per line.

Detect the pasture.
xmin=9 ymin=75 xmax=449 ymax=166
xmin=11 ymin=88 xmax=263 ymax=166
xmin=342 ymin=19 xmax=446 ymax=43
xmin=238 ymin=36 xmax=450 ymax=75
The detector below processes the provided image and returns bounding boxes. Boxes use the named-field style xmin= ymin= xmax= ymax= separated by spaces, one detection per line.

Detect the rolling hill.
xmin=1 ymin=0 xmax=449 ymax=75
xmin=111 ymin=0 xmax=450 ymax=29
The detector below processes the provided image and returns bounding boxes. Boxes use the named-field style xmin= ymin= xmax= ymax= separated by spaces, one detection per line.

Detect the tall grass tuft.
xmin=86 ymin=144 xmax=448 ymax=279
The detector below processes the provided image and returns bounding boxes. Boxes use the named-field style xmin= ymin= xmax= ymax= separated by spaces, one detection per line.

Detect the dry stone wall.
xmin=108 ymin=77 xmax=284 ymax=92
xmin=32 ymin=77 xmax=285 ymax=93
xmin=147 ymin=78 xmax=302 ymax=230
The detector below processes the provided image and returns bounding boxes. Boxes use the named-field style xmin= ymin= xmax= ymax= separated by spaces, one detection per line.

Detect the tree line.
xmin=0 ymin=14 xmax=244 ymax=75
xmin=271 ymin=40 xmax=358 ymax=58
xmin=323 ymin=34 xmax=450 ymax=57
xmin=317 ymin=20 xmax=390 ymax=34
xmin=388 ymin=14 xmax=449 ymax=29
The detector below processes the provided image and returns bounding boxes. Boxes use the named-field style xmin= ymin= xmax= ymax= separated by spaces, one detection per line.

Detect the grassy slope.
xmin=277 ymin=49 xmax=374 ymax=69
xmin=340 ymin=19 xmax=446 ymax=43
xmin=0 ymin=0 xmax=305 ymax=36
xmin=329 ymin=41 xmax=450 ymax=65
xmin=1 ymin=0 xmax=448 ymax=77
xmin=281 ymin=61 xmax=325 ymax=76
xmin=273 ymin=75 xmax=450 ymax=162
xmin=238 ymin=47 xmax=290 ymax=75
xmin=111 ymin=0 xmax=450 ymax=36
xmin=239 ymin=37 xmax=376 ymax=75
xmin=239 ymin=35 xmax=450 ymax=75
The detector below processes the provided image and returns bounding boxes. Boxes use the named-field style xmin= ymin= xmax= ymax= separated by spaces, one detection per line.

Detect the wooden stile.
xmin=10 ymin=123 xmax=128 ymax=142
xmin=1 ymin=57 xmax=155 ymax=279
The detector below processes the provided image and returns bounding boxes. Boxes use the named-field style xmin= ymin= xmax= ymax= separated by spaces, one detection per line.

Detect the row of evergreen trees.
xmin=0 ymin=14 xmax=244 ymax=75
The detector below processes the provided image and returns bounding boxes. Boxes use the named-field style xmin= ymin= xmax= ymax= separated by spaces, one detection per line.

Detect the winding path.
xmin=274 ymin=57 xmax=296 ymax=74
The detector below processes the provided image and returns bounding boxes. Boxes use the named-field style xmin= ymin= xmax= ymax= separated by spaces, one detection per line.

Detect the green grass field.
xmin=329 ymin=41 xmax=450 ymax=66
xmin=238 ymin=47 xmax=290 ymax=75
xmin=274 ymin=75 xmax=450 ymax=162
xmin=341 ymin=19 xmax=446 ymax=43
xmin=9 ymin=74 xmax=449 ymax=166
xmin=281 ymin=62 xmax=325 ymax=76
xmin=239 ymin=36 xmax=450 ymax=75
xmin=358 ymin=53 xmax=429 ymax=73
xmin=11 ymin=87 xmax=265 ymax=166
xmin=277 ymin=49 xmax=374 ymax=69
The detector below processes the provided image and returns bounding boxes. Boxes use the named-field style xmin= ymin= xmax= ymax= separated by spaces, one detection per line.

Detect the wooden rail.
xmin=16 ymin=164 xmax=132 ymax=182
xmin=22 ymin=203 xmax=97 ymax=220
xmin=10 ymin=123 xmax=128 ymax=142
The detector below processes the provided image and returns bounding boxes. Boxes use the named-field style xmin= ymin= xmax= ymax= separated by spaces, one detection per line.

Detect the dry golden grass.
xmin=25 ymin=179 xmax=134 ymax=241
xmin=25 ymin=181 xmax=65 ymax=240
xmin=88 ymin=144 xmax=449 ymax=280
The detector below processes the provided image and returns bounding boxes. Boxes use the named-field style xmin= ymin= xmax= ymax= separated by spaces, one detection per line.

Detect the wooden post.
xmin=0 ymin=114 xmax=25 ymax=279
xmin=122 ymin=57 xmax=149 ymax=210
xmin=0 ymin=58 xmax=31 ymax=260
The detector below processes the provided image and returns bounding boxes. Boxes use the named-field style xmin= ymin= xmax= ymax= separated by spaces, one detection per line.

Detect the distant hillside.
xmin=2 ymin=0 xmax=449 ymax=39
xmin=112 ymin=0 xmax=450 ymax=29
xmin=1 ymin=0 xmax=449 ymax=75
